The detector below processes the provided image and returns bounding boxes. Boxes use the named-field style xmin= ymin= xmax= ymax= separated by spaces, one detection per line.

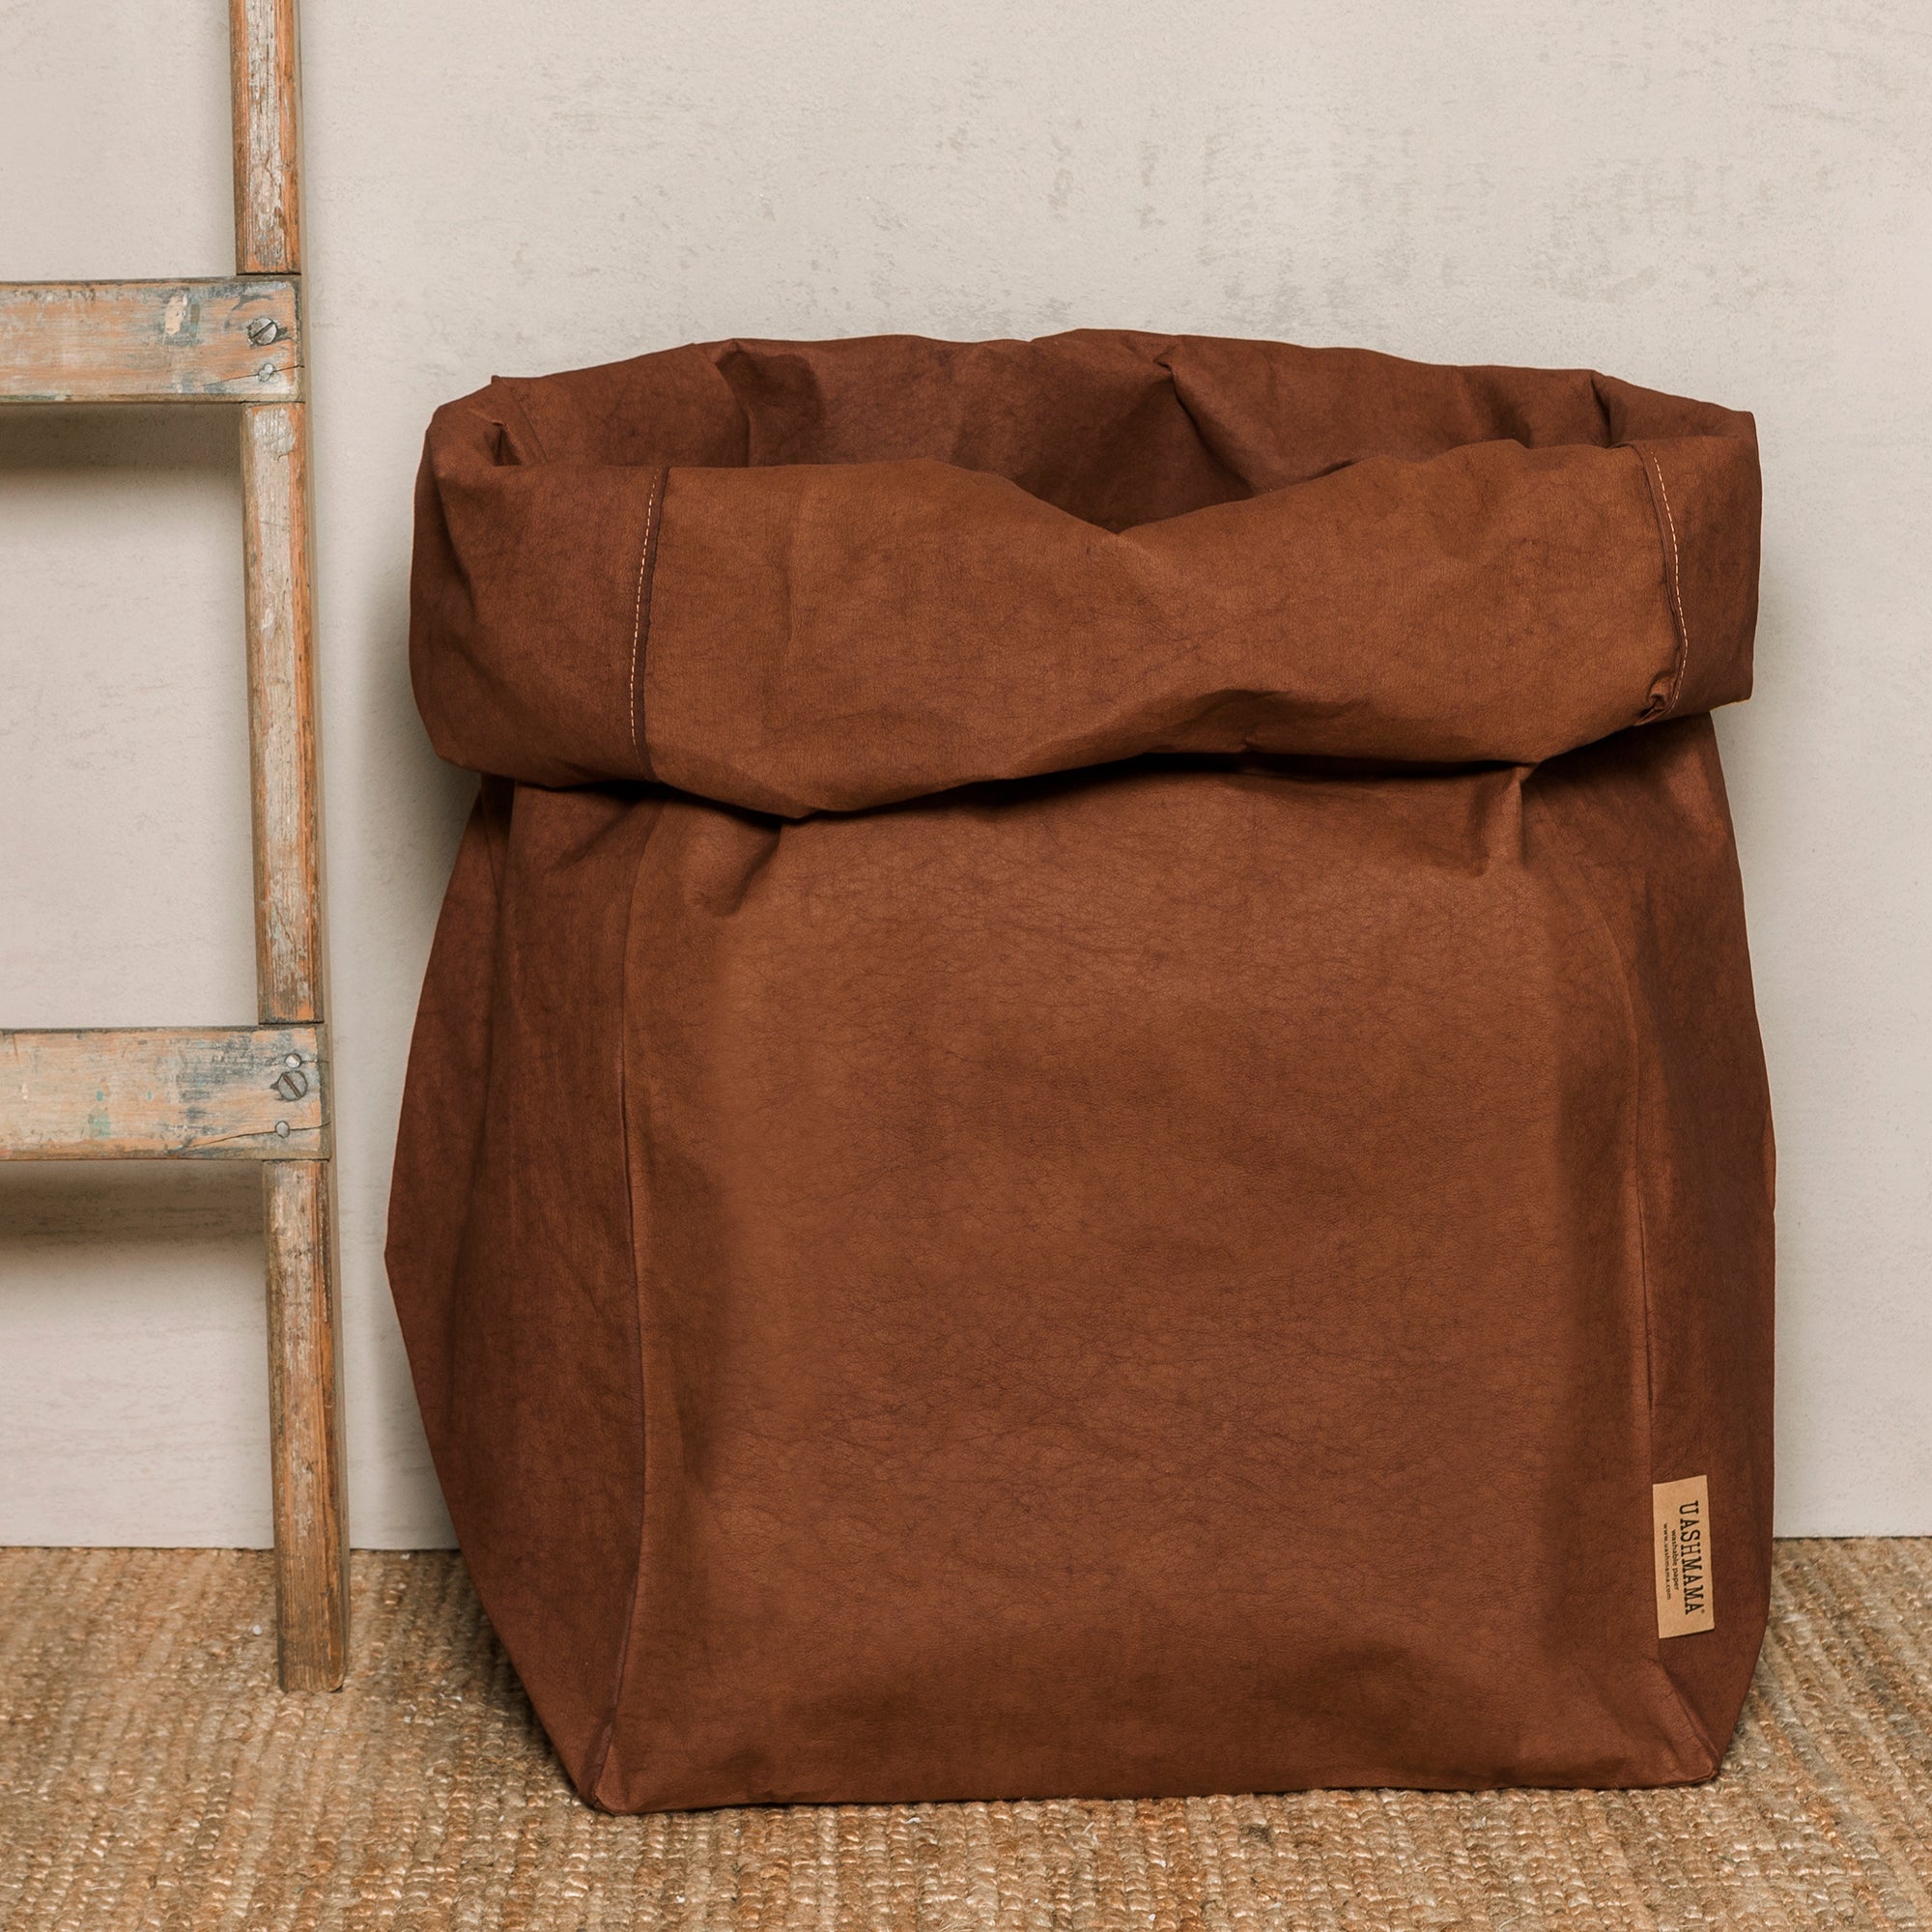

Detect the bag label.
xmin=1652 ymin=1475 xmax=1716 ymax=1637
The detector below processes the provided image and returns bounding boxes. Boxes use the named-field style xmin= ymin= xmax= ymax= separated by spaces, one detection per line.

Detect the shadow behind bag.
xmin=388 ymin=331 xmax=1774 ymax=1812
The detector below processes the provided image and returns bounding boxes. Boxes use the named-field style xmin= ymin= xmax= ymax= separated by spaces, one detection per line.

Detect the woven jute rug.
xmin=1 ymin=1542 xmax=1927 ymax=1931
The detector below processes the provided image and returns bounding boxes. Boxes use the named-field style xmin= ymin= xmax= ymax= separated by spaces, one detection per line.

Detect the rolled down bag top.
xmin=390 ymin=330 xmax=1773 ymax=1811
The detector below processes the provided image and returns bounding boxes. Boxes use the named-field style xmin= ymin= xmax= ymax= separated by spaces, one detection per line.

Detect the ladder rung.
xmin=0 ymin=1024 xmax=326 ymax=1159
xmin=0 ymin=279 xmax=300 ymax=405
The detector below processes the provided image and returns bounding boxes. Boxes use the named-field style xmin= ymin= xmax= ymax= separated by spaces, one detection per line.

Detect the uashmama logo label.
xmin=1652 ymin=1474 xmax=1715 ymax=1637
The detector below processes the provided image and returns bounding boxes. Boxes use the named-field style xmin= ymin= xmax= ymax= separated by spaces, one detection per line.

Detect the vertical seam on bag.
xmin=1532 ymin=779 xmax=1723 ymax=1777
xmin=583 ymin=803 xmax=668 ymax=1808
xmin=628 ymin=470 xmax=663 ymax=778
xmin=1633 ymin=443 xmax=1691 ymax=716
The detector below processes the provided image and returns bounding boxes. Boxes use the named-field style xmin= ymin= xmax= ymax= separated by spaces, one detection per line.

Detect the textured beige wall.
xmin=1 ymin=0 xmax=1926 ymax=1542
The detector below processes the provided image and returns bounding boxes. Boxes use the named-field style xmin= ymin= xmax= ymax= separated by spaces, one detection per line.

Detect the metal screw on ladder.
xmin=248 ymin=316 xmax=281 ymax=345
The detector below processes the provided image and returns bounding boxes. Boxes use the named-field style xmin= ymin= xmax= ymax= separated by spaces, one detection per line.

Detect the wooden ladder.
xmin=0 ymin=0 xmax=345 ymax=1690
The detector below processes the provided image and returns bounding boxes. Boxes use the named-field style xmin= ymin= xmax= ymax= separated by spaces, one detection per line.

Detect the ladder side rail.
xmin=234 ymin=0 xmax=347 ymax=1691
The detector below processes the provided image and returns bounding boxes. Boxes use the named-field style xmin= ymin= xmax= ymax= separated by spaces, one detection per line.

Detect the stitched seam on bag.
xmin=1532 ymin=777 xmax=1722 ymax=1777
xmin=1634 ymin=443 xmax=1691 ymax=715
xmin=627 ymin=472 xmax=661 ymax=777
xmin=1650 ymin=456 xmax=1690 ymax=706
xmin=584 ymin=802 xmax=668 ymax=1807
